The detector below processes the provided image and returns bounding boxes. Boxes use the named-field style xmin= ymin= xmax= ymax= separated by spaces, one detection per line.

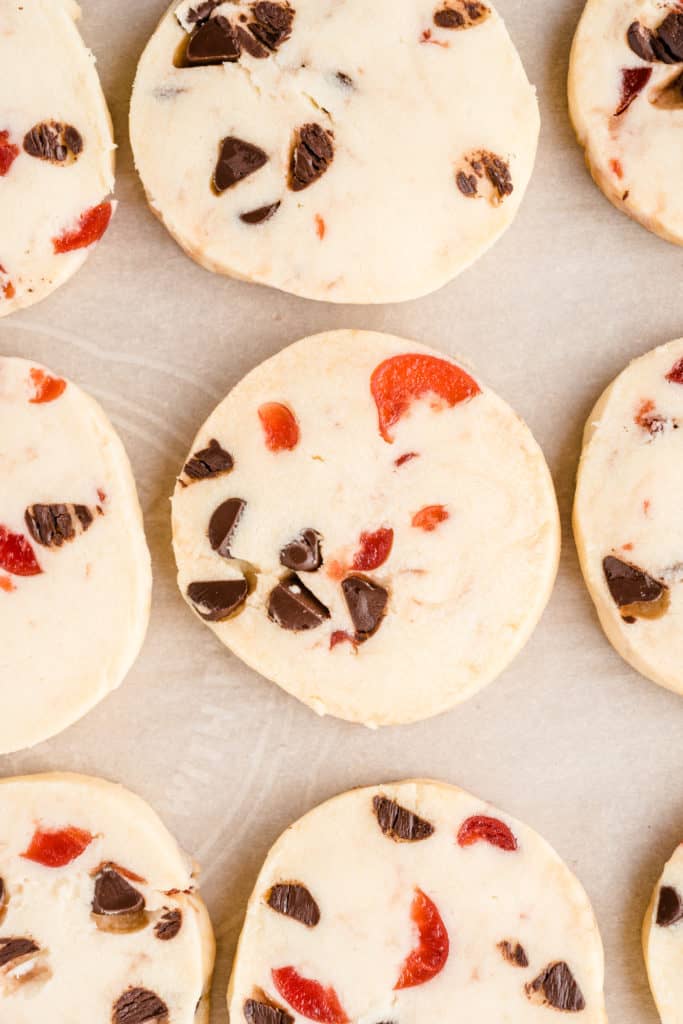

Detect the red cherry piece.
xmin=395 ymin=888 xmax=450 ymax=990
xmin=616 ymin=67 xmax=652 ymax=116
xmin=53 ymin=201 xmax=112 ymax=254
xmin=330 ymin=630 xmax=356 ymax=650
xmin=29 ymin=367 xmax=67 ymax=404
xmin=22 ymin=826 xmax=94 ymax=868
xmin=351 ymin=527 xmax=393 ymax=571
xmin=666 ymin=358 xmax=683 ymax=385
xmin=457 ymin=814 xmax=518 ymax=851
xmin=0 ymin=131 xmax=19 ymax=176
xmin=412 ymin=505 xmax=449 ymax=532
xmin=609 ymin=158 xmax=623 ymax=179
xmin=258 ymin=402 xmax=300 ymax=452
xmin=395 ymin=452 xmax=419 ymax=468
xmin=371 ymin=354 xmax=481 ymax=443
xmin=272 ymin=967 xmax=348 ymax=1023
xmin=0 ymin=526 xmax=42 ymax=577
xmin=0 ymin=575 xmax=15 ymax=593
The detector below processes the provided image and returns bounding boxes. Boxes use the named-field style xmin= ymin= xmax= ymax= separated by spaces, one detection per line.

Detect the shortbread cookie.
xmin=130 ymin=0 xmax=539 ymax=304
xmin=574 ymin=339 xmax=683 ymax=695
xmin=0 ymin=772 xmax=215 ymax=1023
xmin=172 ymin=330 xmax=560 ymax=727
xmin=569 ymin=0 xmax=683 ymax=244
xmin=644 ymin=843 xmax=683 ymax=1024
xmin=0 ymin=0 xmax=115 ymax=318
xmin=228 ymin=779 xmax=607 ymax=1023
xmin=0 ymin=358 xmax=152 ymax=753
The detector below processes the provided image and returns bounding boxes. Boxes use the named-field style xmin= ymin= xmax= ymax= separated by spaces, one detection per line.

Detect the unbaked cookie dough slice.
xmin=172 ymin=330 xmax=560 ymax=727
xmin=0 ymin=0 xmax=115 ymax=318
xmin=228 ymin=779 xmax=607 ymax=1023
xmin=130 ymin=0 xmax=539 ymax=304
xmin=0 ymin=773 xmax=215 ymax=1023
xmin=0 ymin=357 xmax=152 ymax=753
xmin=574 ymin=339 xmax=683 ymax=695
xmin=569 ymin=0 xmax=683 ymax=244
xmin=644 ymin=844 xmax=683 ymax=1024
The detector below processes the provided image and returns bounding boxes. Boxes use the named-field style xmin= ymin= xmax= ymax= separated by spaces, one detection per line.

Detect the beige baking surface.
xmin=1 ymin=2 xmax=682 ymax=1022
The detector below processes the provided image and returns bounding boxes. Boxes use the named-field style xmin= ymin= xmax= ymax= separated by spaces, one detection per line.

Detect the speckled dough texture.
xmin=0 ymin=773 xmax=215 ymax=1024
xmin=228 ymin=779 xmax=607 ymax=1024
xmin=569 ymin=0 xmax=683 ymax=245
xmin=172 ymin=330 xmax=560 ymax=727
xmin=643 ymin=843 xmax=683 ymax=1024
xmin=0 ymin=0 xmax=115 ymax=318
xmin=130 ymin=0 xmax=539 ymax=304
xmin=0 ymin=358 xmax=152 ymax=754
xmin=574 ymin=339 xmax=683 ymax=696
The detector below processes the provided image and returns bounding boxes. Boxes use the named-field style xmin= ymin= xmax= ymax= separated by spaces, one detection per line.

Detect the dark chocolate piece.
xmin=25 ymin=503 xmax=94 ymax=548
xmin=24 ymin=121 xmax=83 ymax=163
xmin=498 ymin=940 xmax=529 ymax=967
xmin=372 ymin=795 xmax=434 ymax=842
xmin=244 ymin=1000 xmax=294 ymax=1024
xmin=249 ymin=2 xmax=295 ymax=51
xmin=92 ymin=867 xmax=145 ymax=922
xmin=187 ymin=578 xmax=249 ymax=621
xmin=213 ymin=137 xmax=268 ymax=193
xmin=0 ymin=937 xmax=39 ymax=969
xmin=657 ymin=885 xmax=683 ymax=927
xmin=280 ymin=529 xmax=323 ymax=572
xmin=267 ymin=883 xmax=320 ymax=926
xmin=209 ymin=498 xmax=247 ymax=557
xmin=237 ymin=24 xmax=270 ymax=58
xmin=113 ymin=987 xmax=169 ymax=1024
xmin=456 ymin=171 xmax=478 ymax=196
xmin=603 ymin=556 xmax=670 ymax=620
xmin=627 ymin=21 xmax=659 ymax=62
xmin=342 ymin=575 xmax=388 ymax=639
xmin=184 ymin=439 xmax=233 ymax=480
xmin=185 ymin=1 xmax=219 ymax=25
xmin=657 ymin=13 xmax=683 ymax=62
xmin=155 ymin=909 xmax=183 ymax=940
xmin=290 ymin=124 xmax=334 ymax=192
xmin=240 ymin=201 xmax=281 ymax=224
xmin=268 ymin=574 xmax=330 ymax=631
xmin=185 ymin=16 xmax=241 ymax=65
xmin=526 ymin=962 xmax=586 ymax=1012
xmin=435 ymin=1 xmax=489 ymax=29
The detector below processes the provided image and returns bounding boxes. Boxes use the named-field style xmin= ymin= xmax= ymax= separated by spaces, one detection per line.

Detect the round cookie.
xmin=228 ymin=779 xmax=607 ymax=1023
xmin=172 ymin=330 xmax=560 ymax=727
xmin=0 ymin=357 xmax=152 ymax=753
xmin=0 ymin=772 xmax=215 ymax=1023
xmin=574 ymin=339 xmax=683 ymax=695
xmin=569 ymin=0 xmax=683 ymax=245
xmin=644 ymin=844 xmax=683 ymax=1024
xmin=130 ymin=0 xmax=539 ymax=304
xmin=0 ymin=0 xmax=115 ymax=318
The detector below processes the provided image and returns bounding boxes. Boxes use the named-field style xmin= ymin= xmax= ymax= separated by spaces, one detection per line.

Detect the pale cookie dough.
xmin=130 ymin=0 xmax=539 ymax=304
xmin=569 ymin=0 xmax=683 ymax=245
xmin=228 ymin=779 xmax=607 ymax=1024
xmin=0 ymin=357 xmax=152 ymax=753
xmin=0 ymin=0 xmax=115 ymax=318
xmin=574 ymin=339 xmax=683 ymax=695
xmin=0 ymin=772 xmax=215 ymax=1024
xmin=172 ymin=330 xmax=560 ymax=727
xmin=644 ymin=843 xmax=683 ymax=1024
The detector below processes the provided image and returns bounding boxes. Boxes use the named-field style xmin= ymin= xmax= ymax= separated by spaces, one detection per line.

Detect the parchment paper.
xmin=2 ymin=1 xmax=683 ymax=1020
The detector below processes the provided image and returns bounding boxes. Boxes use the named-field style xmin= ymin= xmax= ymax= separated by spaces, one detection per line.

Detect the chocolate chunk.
xmin=657 ymin=885 xmax=683 ymax=927
xmin=185 ymin=16 xmax=241 ymax=65
xmin=0 ymin=937 xmax=38 ymax=969
xmin=280 ymin=529 xmax=323 ymax=572
xmin=456 ymin=171 xmax=478 ymax=196
xmin=187 ymin=578 xmax=249 ymax=621
xmin=244 ymin=1000 xmax=294 ymax=1024
xmin=185 ymin=1 xmax=219 ymax=25
xmin=342 ymin=576 xmax=388 ymax=640
xmin=213 ymin=137 xmax=268 ymax=193
xmin=483 ymin=153 xmax=513 ymax=198
xmin=249 ymin=2 xmax=295 ymax=51
xmin=184 ymin=439 xmax=234 ymax=480
xmin=240 ymin=201 xmax=281 ymax=224
xmin=25 ymin=503 xmax=94 ymax=548
xmin=289 ymin=124 xmax=334 ymax=192
xmin=627 ymin=21 xmax=659 ymax=62
xmin=237 ymin=24 xmax=270 ymax=58
xmin=24 ymin=121 xmax=83 ymax=163
xmin=435 ymin=1 xmax=489 ymax=29
xmin=267 ymin=883 xmax=320 ymax=926
xmin=373 ymin=796 xmax=434 ymax=842
xmin=498 ymin=940 xmax=529 ymax=967
xmin=603 ymin=556 xmax=670 ymax=621
xmin=657 ymin=13 xmax=683 ymax=62
xmin=113 ymin=987 xmax=169 ymax=1024
xmin=155 ymin=909 xmax=182 ymax=940
xmin=92 ymin=867 xmax=146 ymax=933
xmin=526 ymin=962 xmax=586 ymax=1013
xmin=268 ymin=574 xmax=330 ymax=631
xmin=458 ymin=150 xmax=512 ymax=204
xmin=209 ymin=498 xmax=247 ymax=557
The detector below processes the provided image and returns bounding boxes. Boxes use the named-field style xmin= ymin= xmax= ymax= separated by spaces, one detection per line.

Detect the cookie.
xmin=574 ymin=339 xmax=683 ymax=695
xmin=172 ymin=330 xmax=560 ymax=727
xmin=644 ymin=844 xmax=683 ymax=1024
xmin=0 ymin=358 xmax=152 ymax=753
xmin=228 ymin=779 xmax=607 ymax=1023
xmin=569 ymin=0 xmax=683 ymax=245
xmin=129 ymin=0 xmax=539 ymax=304
xmin=0 ymin=772 xmax=215 ymax=1023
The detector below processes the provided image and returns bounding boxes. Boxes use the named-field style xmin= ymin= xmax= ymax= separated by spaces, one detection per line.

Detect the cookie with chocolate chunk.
xmin=172 ymin=330 xmax=559 ymax=726
xmin=644 ymin=843 xmax=683 ymax=1023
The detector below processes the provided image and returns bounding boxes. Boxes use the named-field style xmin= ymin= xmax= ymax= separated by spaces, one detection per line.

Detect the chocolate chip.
xmin=187 ymin=578 xmax=249 ymax=621
xmin=657 ymin=13 xmax=683 ymax=61
xmin=248 ymin=2 xmax=294 ymax=51
xmin=342 ymin=576 xmax=388 ymax=639
xmin=458 ymin=150 xmax=512 ymax=204
xmin=185 ymin=15 xmax=241 ymax=65
xmin=483 ymin=153 xmax=513 ymax=198
xmin=657 ymin=885 xmax=683 ymax=927
xmin=213 ymin=137 xmax=268 ymax=193
xmin=498 ymin=940 xmax=529 ymax=967
xmin=241 ymin=201 xmax=281 ymax=224
xmin=184 ymin=439 xmax=234 ymax=480
xmin=209 ymin=498 xmax=247 ymax=558
xmin=603 ymin=556 xmax=670 ymax=621
xmin=113 ymin=987 xmax=169 ymax=1024
xmin=435 ymin=8 xmax=465 ymax=27
xmin=267 ymin=883 xmax=320 ymax=926
xmin=155 ymin=909 xmax=182 ymax=940
xmin=244 ymin=1000 xmax=293 ymax=1024
xmin=289 ymin=124 xmax=334 ymax=192
xmin=526 ymin=963 xmax=585 ymax=1013
xmin=627 ymin=21 xmax=660 ymax=62
xmin=237 ymin=24 xmax=270 ymax=58
xmin=24 ymin=121 xmax=83 ymax=163
xmin=93 ymin=867 xmax=145 ymax=916
xmin=280 ymin=529 xmax=323 ymax=572
xmin=25 ymin=503 xmax=94 ymax=548
xmin=0 ymin=938 xmax=39 ymax=969
xmin=372 ymin=796 xmax=434 ymax=842
xmin=185 ymin=1 xmax=219 ymax=25
xmin=435 ymin=1 xmax=489 ymax=29
xmin=456 ymin=171 xmax=478 ymax=196
xmin=268 ymin=574 xmax=331 ymax=631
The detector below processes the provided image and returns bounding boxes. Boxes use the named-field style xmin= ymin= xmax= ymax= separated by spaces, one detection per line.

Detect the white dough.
xmin=0 ymin=357 xmax=152 ymax=753
xmin=644 ymin=843 xmax=683 ymax=1024
xmin=574 ymin=339 xmax=683 ymax=695
xmin=0 ymin=772 xmax=215 ymax=1024
xmin=130 ymin=0 xmax=539 ymax=304
xmin=172 ymin=330 xmax=560 ymax=727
